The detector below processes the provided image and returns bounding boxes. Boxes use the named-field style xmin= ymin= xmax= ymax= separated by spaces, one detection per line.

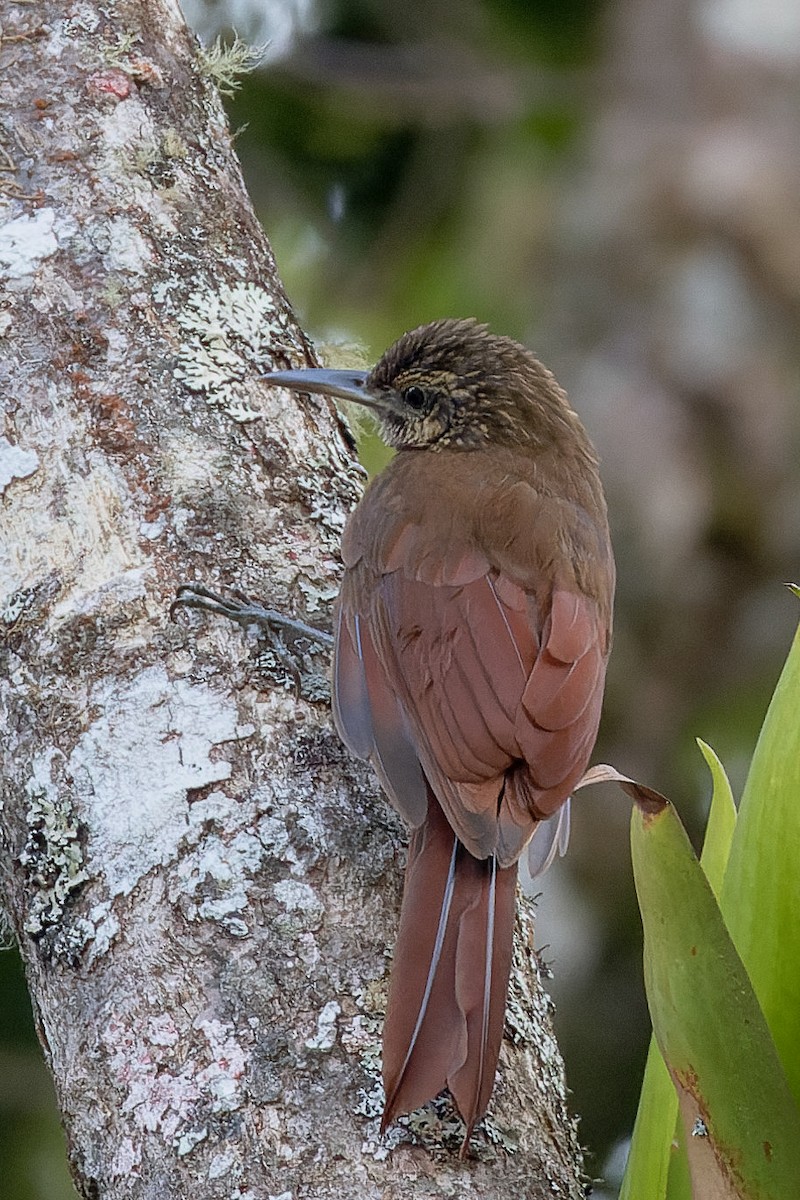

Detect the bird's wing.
xmin=335 ymin=510 xmax=610 ymax=867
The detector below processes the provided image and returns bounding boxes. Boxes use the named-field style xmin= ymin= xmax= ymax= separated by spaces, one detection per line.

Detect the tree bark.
xmin=0 ymin=3 xmax=584 ymax=1196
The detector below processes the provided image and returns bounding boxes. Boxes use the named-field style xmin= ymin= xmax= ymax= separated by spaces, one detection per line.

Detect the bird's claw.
xmin=171 ymin=582 xmax=333 ymax=699
xmin=171 ymin=582 xmax=333 ymax=648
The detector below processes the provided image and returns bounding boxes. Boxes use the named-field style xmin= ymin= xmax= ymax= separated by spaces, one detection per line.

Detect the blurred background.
xmin=4 ymin=0 xmax=800 ymax=1195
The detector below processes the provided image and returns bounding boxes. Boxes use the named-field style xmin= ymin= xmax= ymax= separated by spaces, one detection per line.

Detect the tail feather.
xmin=525 ymin=798 xmax=571 ymax=878
xmin=381 ymin=790 xmax=518 ymax=1152
xmin=385 ymin=835 xmax=459 ymax=1102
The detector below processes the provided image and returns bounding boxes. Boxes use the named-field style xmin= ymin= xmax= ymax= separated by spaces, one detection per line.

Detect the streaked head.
xmin=264 ymin=318 xmax=586 ymax=453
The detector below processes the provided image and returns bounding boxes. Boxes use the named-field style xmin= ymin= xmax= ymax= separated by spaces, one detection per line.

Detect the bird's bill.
xmin=263 ymin=367 xmax=379 ymax=409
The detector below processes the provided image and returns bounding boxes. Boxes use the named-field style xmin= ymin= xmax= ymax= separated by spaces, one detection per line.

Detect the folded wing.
xmin=335 ymin=527 xmax=610 ymax=866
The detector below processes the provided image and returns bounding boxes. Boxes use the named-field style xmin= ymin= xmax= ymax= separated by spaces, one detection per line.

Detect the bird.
xmin=263 ymin=318 xmax=615 ymax=1153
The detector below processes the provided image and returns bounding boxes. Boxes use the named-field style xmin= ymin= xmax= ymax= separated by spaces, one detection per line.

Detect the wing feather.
xmin=331 ymin=607 xmax=374 ymax=759
xmin=334 ymin=605 xmax=429 ymax=828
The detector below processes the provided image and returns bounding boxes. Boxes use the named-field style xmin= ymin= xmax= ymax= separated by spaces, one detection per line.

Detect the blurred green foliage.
xmin=223 ymin=0 xmax=600 ymax=353
xmin=0 ymin=951 xmax=76 ymax=1200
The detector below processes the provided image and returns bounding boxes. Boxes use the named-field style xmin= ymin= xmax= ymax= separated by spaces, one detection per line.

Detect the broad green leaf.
xmin=631 ymin=798 xmax=800 ymax=1199
xmin=620 ymin=741 xmax=737 ymax=1200
xmin=721 ymin=614 xmax=800 ymax=1106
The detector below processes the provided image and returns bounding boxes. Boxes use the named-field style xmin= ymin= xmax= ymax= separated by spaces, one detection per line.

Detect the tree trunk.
xmin=0 ymin=3 xmax=584 ymax=1196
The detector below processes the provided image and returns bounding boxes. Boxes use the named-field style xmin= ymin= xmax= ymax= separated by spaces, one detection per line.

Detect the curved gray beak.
xmin=263 ymin=367 xmax=377 ymax=409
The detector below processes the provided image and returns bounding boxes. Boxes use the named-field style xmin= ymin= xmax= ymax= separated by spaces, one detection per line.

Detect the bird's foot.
xmin=171 ymin=582 xmax=333 ymax=699
xmin=171 ymin=582 xmax=333 ymax=645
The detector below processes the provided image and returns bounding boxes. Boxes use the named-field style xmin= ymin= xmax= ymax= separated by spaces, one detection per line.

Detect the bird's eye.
xmin=403 ymin=385 xmax=427 ymax=410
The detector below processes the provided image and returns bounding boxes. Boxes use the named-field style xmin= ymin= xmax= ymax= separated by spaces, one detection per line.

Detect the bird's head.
xmin=264 ymin=318 xmax=590 ymax=454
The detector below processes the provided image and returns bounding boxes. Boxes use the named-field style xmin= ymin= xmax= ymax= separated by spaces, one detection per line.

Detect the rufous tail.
xmin=381 ymin=789 xmax=518 ymax=1153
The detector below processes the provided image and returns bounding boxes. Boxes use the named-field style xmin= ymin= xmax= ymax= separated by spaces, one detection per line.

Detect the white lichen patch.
xmin=79 ymin=900 xmax=121 ymax=964
xmin=0 ymin=208 xmax=58 ymax=277
xmin=272 ymin=878 xmax=324 ymax=930
xmin=92 ymin=96 xmax=180 ymax=236
xmin=295 ymin=576 xmax=340 ymax=611
xmin=139 ymin=513 xmax=166 ymax=540
xmin=194 ymin=1018 xmax=247 ymax=1112
xmin=341 ymin=981 xmax=384 ymax=1083
xmin=101 ymin=216 xmax=154 ymax=275
xmin=68 ymin=665 xmax=242 ymax=896
xmin=174 ymin=282 xmax=293 ymax=421
xmin=169 ymin=794 xmax=294 ymax=936
xmin=304 ymin=1000 xmax=340 ymax=1051
xmin=50 ymin=564 xmax=150 ymax=622
xmin=341 ymin=1011 xmax=382 ymax=1071
xmin=0 ymin=438 xmax=39 ymax=495
xmin=208 ymin=1149 xmax=236 ymax=1179
xmin=18 ymin=783 xmax=90 ymax=937
xmin=101 ymin=1010 xmax=247 ymax=1145
xmin=175 ymin=1125 xmax=208 ymax=1157
xmin=173 ymin=819 xmax=266 ymax=937
xmin=1 ymin=457 xmax=145 ymax=612
xmin=109 ymin=1136 xmax=141 ymax=1179
xmin=0 ymin=586 xmax=37 ymax=629
xmin=354 ymin=1078 xmax=384 ymax=1122
xmin=343 ymin=991 xmax=386 ymax=1137
xmin=49 ymin=6 xmax=101 ymax=50
xmin=155 ymin=429 xmax=232 ymax=503
xmin=483 ymin=1113 xmax=519 ymax=1153
xmin=294 ymin=459 xmax=364 ymax=543
xmin=103 ymin=1011 xmax=201 ymax=1138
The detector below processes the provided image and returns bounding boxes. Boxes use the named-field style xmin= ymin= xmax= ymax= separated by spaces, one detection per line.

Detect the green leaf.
xmin=631 ymin=797 xmax=800 ymax=1199
xmin=695 ymin=739 xmax=737 ymax=898
xmin=664 ymin=1119 xmax=692 ymax=1200
xmin=620 ymin=742 xmax=737 ymax=1200
xmin=721 ymin=617 xmax=800 ymax=1106
xmin=619 ymin=1039 xmax=677 ymax=1200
